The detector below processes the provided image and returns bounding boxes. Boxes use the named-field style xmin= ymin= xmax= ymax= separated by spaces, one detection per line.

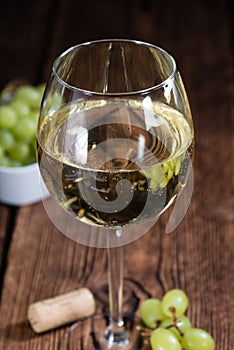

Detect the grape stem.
xmin=137 ymin=324 xmax=164 ymax=337
xmin=167 ymin=307 xmax=184 ymax=337
xmin=137 ymin=307 xmax=185 ymax=344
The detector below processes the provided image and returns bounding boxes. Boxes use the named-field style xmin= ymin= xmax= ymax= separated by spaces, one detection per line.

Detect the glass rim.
xmin=52 ymin=39 xmax=177 ymax=97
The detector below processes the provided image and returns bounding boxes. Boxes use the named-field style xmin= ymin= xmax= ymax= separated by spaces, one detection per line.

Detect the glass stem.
xmin=104 ymin=230 xmax=129 ymax=346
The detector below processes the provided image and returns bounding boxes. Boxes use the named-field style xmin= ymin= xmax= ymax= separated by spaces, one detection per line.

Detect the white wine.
xmin=38 ymin=99 xmax=193 ymax=228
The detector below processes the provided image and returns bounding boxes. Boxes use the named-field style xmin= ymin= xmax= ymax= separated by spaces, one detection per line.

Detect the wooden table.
xmin=0 ymin=0 xmax=233 ymax=349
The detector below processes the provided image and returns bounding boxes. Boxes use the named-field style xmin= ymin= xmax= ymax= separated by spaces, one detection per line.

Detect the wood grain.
xmin=0 ymin=0 xmax=233 ymax=348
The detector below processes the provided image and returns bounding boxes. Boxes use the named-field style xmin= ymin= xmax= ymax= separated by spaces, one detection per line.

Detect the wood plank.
xmin=0 ymin=201 xmax=107 ymax=349
xmin=0 ymin=205 xmax=10 ymax=269
xmin=0 ymin=206 xmax=17 ymax=297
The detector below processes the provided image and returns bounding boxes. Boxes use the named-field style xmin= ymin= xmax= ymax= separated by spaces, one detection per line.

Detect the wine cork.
xmin=28 ymin=288 xmax=95 ymax=333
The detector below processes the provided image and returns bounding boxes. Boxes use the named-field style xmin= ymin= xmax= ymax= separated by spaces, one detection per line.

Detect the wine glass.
xmin=37 ymin=39 xmax=194 ymax=349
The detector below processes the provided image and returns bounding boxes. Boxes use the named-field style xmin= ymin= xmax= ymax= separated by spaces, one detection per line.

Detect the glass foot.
xmin=60 ymin=313 xmax=150 ymax=349
xmin=104 ymin=321 xmax=129 ymax=347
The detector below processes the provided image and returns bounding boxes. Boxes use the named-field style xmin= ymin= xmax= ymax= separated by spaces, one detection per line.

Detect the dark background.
xmin=1 ymin=0 xmax=233 ymax=91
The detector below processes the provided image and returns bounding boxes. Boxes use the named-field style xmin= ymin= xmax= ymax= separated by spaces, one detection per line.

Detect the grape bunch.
xmin=140 ymin=289 xmax=215 ymax=350
xmin=0 ymin=82 xmax=45 ymax=167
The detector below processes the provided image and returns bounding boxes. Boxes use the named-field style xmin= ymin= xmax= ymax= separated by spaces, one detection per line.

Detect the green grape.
xmin=25 ymin=140 xmax=36 ymax=164
xmin=142 ymin=164 xmax=164 ymax=190
xmin=166 ymin=157 xmax=181 ymax=177
xmin=176 ymin=316 xmax=192 ymax=335
xmin=140 ymin=298 xmax=165 ymax=328
xmin=161 ymin=289 xmax=189 ymax=317
xmin=162 ymin=163 xmax=174 ymax=183
xmin=36 ymin=83 xmax=46 ymax=100
xmin=30 ymin=134 xmax=37 ymax=150
xmin=0 ymin=145 xmax=4 ymax=160
xmin=174 ymin=157 xmax=182 ymax=175
xmin=150 ymin=328 xmax=182 ymax=350
xmin=160 ymin=315 xmax=191 ymax=340
xmin=9 ymin=159 xmax=23 ymax=167
xmin=15 ymin=85 xmax=41 ymax=109
xmin=0 ymin=81 xmax=44 ymax=167
xmin=0 ymin=105 xmax=17 ymax=128
xmin=181 ymin=328 xmax=215 ymax=350
xmin=29 ymin=109 xmax=39 ymax=121
xmin=0 ymin=155 xmax=11 ymax=167
xmin=23 ymin=152 xmax=36 ymax=165
xmin=9 ymin=98 xmax=30 ymax=118
xmin=142 ymin=152 xmax=183 ymax=191
xmin=12 ymin=117 xmax=37 ymax=140
xmin=8 ymin=142 xmax=30 ymax=161
xmin=0 ymin=130 xmax=15 ymax=150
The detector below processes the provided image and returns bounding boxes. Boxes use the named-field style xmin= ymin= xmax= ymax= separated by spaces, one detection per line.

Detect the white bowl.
xmin=0 ymin=162 xmax=50 ymax=206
